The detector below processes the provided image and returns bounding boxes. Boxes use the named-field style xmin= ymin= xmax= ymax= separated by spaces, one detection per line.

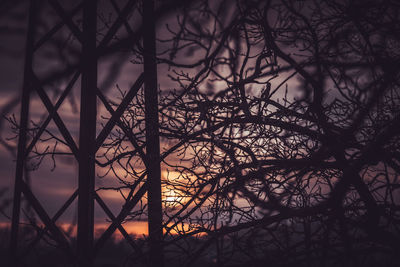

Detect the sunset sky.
xmin=0 ymin=1 xmax=239 ymax=237
xmin=0 ymin=1 xmax=158 ymax=236
xmin=0 ymin=0 xmax=285 ymax=234
xmin=2 ymin=2 xmax=399 ymax=267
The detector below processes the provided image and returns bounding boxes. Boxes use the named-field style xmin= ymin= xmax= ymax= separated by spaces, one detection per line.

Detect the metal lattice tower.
xmin=9 ymin=0 xmax=163 ymax=266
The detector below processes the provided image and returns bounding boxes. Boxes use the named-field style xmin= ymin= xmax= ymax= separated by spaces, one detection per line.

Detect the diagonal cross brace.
xmin=34 ymin=2 xmax=83 ymax=51
xmin=48 ymin=0 xmax=83 ymax=43
xmin=94 ymin=192 xmax=145 ymax=257
xmin=110 ymin=0 xmax=136 ymax=39
xmin=96 ymin=86 xmax=148 ymax=166
xmin=95 ymin=73 xmax=144 ymax=152
xmin=25 ymin=71 xmax=80 ymax=158
xmin=97 ymin=0 xmax=138 ymax=50
xmin=32 ymin=74 xmax=79 ymax=158
xmin=21 ymin=189 xmax=78 ymax=258
xmin=94 ymin=180 xmax=148 ymax=253
xmin=20 ymin=180 xmax=74 ymax=258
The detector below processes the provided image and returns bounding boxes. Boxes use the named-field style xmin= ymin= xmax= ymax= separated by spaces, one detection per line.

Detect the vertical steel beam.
xmin=143 ymin=0 xmax=164 ymax=266
xmin=9 ymin=0 xmax=37 ymax=265
xmin=77 ymin=0 xmax=97 ymax=266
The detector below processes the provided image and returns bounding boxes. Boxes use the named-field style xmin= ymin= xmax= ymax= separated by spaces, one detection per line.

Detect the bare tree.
xmin=4 ymin=0 xmax=400 ymax=266
xmin=126 ymin=0 xmax=399 ymax=266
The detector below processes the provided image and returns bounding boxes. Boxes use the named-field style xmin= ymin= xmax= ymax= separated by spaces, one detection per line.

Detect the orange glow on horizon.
xmin=0 ymin=221 xmax=205 ymax=241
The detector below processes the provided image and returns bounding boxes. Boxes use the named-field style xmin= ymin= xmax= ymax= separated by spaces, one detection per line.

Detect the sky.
xmin=0 ymin=0 xmax=162 ymax=237
xmin=1 ymin=2 xmax=400 ymax=267
xmin=0 ymin=0 xmax=239 ymax=238
xmin=0 ymin=0 xmax=296 ymax=238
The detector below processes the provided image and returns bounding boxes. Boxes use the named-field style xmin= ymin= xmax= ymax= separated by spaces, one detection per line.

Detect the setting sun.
xmin=2 ymin=0 xmax=399 ymax=266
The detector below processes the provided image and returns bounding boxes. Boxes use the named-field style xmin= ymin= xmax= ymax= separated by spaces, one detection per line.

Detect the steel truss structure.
xmin=9 ymin=0 xmax=162 ymax=266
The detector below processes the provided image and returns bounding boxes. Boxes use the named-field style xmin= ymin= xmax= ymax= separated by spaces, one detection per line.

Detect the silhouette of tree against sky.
xmin=1 ymin=0 xmax=400 ymax=267
xmin=91 ymin=0 xmax=400 ymax=266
